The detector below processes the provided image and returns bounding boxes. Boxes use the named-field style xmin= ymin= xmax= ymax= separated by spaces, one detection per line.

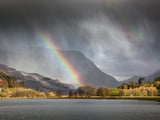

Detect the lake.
xmin=0 ymin=99 xmax=159 ymax=120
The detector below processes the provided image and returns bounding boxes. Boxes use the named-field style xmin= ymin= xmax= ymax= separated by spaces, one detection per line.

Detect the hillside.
xmin=0 ymin=48 xmax=120 ymax=88
xmin=0 ymin=71 xmax=23 ymax=88
xmin=0 ymin=64 xmax=75 ymax=94
xmin=0 ymin=71 xmax=46 ymax=98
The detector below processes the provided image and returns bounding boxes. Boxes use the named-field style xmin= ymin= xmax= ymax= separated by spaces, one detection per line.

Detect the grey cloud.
xmin=0 ymin=0 xmax=160 ymax=81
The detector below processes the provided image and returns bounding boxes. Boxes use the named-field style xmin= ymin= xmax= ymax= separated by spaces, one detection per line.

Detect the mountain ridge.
xmin=120 ymin=69 xmax=160 ymax=84
xmin=0 ymin=48 xmax=120 ymax=88
xmin=0 ymin=64 xmax=75 ymax=94
xmin=60 ymin=50 xmax=119 ymax=88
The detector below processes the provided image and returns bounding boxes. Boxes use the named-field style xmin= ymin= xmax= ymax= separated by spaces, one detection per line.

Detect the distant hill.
xmin=120 ymin=70 xmax=160 ymax=84
xmin=0 ymin=48 xmax=119 ymax=88
xmin=146 ymin=70 xmax=160 ymax=83
xmin=0 ymin=64 xmax=75 ymax=94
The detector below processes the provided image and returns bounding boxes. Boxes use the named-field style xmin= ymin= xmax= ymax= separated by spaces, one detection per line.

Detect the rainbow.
xmin=37 ymin=33 xmax=81 ymax=88
xmin=109 ymin=3 xmax=142 ymax=43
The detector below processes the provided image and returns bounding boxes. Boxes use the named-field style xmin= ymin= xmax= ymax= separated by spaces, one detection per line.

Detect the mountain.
xmin=120 ymin=70 xmax=160 ymax=84
xmin=61 ymin=50 xmax=119 ymax=88
xmin=0 ymin=64 xmax=75 ymax=94
xmin=0 ymin=48 xmax=119 ymax=88
xmin=146 ymin=70 xmax=160 ymax=83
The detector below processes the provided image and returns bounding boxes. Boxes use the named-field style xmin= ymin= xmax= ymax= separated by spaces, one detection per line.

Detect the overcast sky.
xmin=0 ymin=0 xmax=160 ymax=81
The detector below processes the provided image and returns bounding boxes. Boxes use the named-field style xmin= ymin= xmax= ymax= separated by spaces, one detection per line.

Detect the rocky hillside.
xmin=0 ymin=64 xmax=75 ymax=93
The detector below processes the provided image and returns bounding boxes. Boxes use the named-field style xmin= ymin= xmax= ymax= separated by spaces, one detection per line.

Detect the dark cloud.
xmin=0 ymin=0 xmax=160 ymax=81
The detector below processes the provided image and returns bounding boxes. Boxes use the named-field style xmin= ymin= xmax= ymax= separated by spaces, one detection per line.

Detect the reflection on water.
xmin=0 ymin=99 xmax=160 ymax=120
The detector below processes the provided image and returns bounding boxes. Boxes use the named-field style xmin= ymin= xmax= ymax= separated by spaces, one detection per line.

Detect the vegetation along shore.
xmin=0 ymin=71 xmax=160 ymax=101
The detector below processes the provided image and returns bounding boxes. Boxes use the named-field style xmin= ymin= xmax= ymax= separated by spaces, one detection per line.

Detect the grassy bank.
xmin=1 ymin=96 xmax=160 ymax=102
xmin=66 ymin=96 xmax=160 ymax=101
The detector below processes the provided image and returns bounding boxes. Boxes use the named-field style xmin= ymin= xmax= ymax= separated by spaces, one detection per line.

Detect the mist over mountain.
xmin=0 ymin=48 xmax=119 ymax=88
xmin=0 ymin=0 xmax=160 ymax=81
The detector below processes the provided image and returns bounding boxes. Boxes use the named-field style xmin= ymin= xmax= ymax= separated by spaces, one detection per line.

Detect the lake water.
xmin=0 ymin=99 xmax=159 ymax=120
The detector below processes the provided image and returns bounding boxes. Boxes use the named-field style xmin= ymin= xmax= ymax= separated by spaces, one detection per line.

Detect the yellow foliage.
xmin=121 ymin=87 xmax=158 ymax=96
xmin=0 ymin=87 xmax=47 ymax=98
xmin=46 ymin=92 xmax=56 ymax=98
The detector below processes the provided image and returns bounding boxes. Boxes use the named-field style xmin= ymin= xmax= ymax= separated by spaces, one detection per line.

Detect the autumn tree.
xmin=154 ymin=77 xmax=160 ymax=82
xmin=56 ymin=90 xmax=62 ymax=97
xmin=68 ymin=90 xmax=73 ymax=98
xmin=73 ymin=91 xmax=78 ymax=98
xmin=140 ymin=82 xmax=151 ymax=87
xmin=9 ymin=81 xmax=20 ymax=88
xmin=121 ymin=83 xmax=128 ymax=89
xmin=46 ymin=92 xmax=56 ymax=98
xmin=97 ymin=87 xmax=105 ymax=96
xmin=77 ymin=87 xmax=85 ymax=96
xmin=0 ymin=79 xmax=9 ymax=88
xmin=153 ymin=77 xmax=160 ymax=95
xmin=97 ymin=87 xmax=110 ymax=96
xmin=138 ymin=78 xmax=145 ymax=84
xmin=77 ymin=86 xmax=96 ymax=97
xmin=128 ymin=82 xmax=137 ymax=89
xmin=84 ymin=86 xmax=96 ymax=97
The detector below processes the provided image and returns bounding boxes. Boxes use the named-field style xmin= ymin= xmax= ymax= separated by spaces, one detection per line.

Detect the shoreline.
xmin=0 ymin=96 xmax=160 ymax=102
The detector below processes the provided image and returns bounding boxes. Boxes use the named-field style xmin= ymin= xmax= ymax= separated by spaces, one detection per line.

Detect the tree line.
xmin=68 ymin=77 xmax=160 ymax=97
